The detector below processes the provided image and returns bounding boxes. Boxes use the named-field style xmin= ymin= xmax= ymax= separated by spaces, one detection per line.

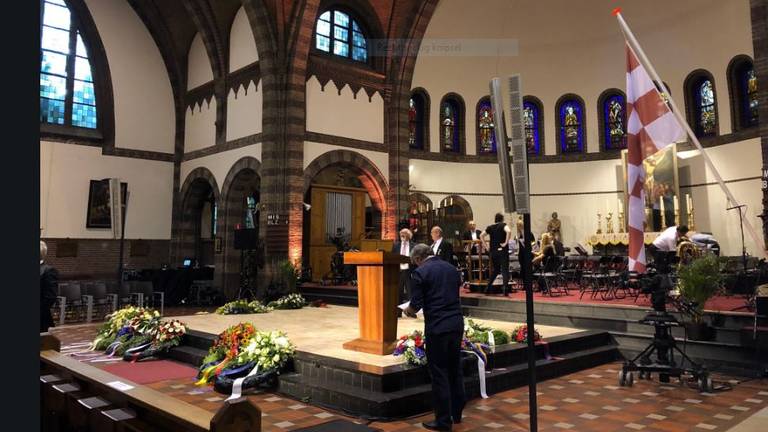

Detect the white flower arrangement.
xmin=267 ymin=293 xmax=307 ymax=310
xmin=236 ymin=330 xmax=296 ymax=371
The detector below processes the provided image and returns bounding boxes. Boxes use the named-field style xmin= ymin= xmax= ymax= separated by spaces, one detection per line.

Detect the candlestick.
xmin=659 ymin=196 xmax=666 ymax=229
xmin=606 ymin=212 xmax=614 ymax=234
xmin=673 ymin=195 xmax=679 ymax=215
xmin=618 ymin=211 xmax=625 ymax=233
xmin=644 ymin=207 xmax=651 ymax=231
xmin=674 ymin=208 xmax=681 ymax=226
xmin=686 ymin=194 xmax=692 ymax=211
xmin=596 ymin=211 xmax=603 ymax=235
xmin=688 ymin=206 xmax=696 ymax=231
xmin=618 ymin=199 xmax=624 ymax=215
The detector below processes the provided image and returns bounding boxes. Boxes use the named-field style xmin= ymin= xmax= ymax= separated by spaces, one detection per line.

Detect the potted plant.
xmin=676 ymin=254 xmax=723 ymax=341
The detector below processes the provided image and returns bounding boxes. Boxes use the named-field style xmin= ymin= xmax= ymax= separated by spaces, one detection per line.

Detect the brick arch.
xmin=173 ymin=167 xmax=221 ymax=266
xmin=437 ymin=194 xmax=473 ymax=222
xmin=303 ymin=150 xmax=389 ymax=212
xmin=217 ymin=157 xmax=262 ymax=299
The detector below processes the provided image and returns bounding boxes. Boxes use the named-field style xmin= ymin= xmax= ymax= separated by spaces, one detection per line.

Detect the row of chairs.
xmin=53 ymin=280 xmax=164 ymax=326
xmin=533 ymin=255 xmax=640 ymax=300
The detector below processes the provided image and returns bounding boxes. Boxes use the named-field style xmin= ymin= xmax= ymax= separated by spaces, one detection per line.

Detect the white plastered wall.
xmin=305 ymin=77 xmax=385 ymax=143
xmin=180 ymin=144 xmax=263 ymax=192
xmin=412 ymin=0 xmax=753 ymax=155
xmin=40 ymin=141 xmax=174 ymax=239
xmin=229 ymin=7 xmax=259 ymax=71
xmin=188 ymin=32 xmax=214 ymax=90
xmin=227 ymin=80 xmax=262 ymax=141
xmin=304 ymin=142 xmax=389 ymax=183
xmin=84 ymin=0 xmax=175 ymax=153
xmin=185 ymin=99 xmax=217 ymax=153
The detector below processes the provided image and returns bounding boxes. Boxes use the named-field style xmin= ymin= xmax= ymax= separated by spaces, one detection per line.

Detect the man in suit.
xmin=461 ymin=220 xmax=482 ymax=255
xmin=405 ymin=244 xmax=465 ymax=431
xmin=40 ymin=241 xmax=59 ymax=333
xmin=430 ymin=226 xmax=455 ymax=266
xmin=391 ymin=228 xmax=415 ymax=305
xmin=483 ymin=213 xmax=513 ymax=296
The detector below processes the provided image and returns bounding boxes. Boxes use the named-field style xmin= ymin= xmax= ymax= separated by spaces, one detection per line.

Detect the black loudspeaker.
xmin=234 ymin=228 xmax=258 ymax=250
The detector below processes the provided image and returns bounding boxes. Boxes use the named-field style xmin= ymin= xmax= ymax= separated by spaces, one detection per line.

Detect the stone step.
xmin=166 ymin=345 xmax=208 ymax=367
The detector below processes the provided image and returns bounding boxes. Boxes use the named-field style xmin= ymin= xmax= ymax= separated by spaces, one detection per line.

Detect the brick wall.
xmin=41 ymin=238 xmax=171 ymax=280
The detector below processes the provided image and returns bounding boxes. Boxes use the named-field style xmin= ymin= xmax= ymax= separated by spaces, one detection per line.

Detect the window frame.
xmin=475 ymin=96 xmax=497 ymax=155
xmin=312 ymin=8 xmax=371 ymax=66
xmin=597 ymin=89 xmax=627 ymax=152
xmin=523 ymin=95 xmax=544 ymax=156
xmin=39 ymin=0 xmax=114 ymax=146
xmin=408 ymin=88 xmax=430 ymax=151
xmin=555 ymin=93 xmax=586 ymax=155
xmin=684 ymin=69 xmax=719 ymax=138
xmin=438 ymin=93 xmax=466 ymax=155
xmin=727 ymin=55 xmax=758 ymax=131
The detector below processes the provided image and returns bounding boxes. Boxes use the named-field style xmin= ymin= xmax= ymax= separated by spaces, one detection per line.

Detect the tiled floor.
xmin=49 ymin=325 xmax=768 ymax=432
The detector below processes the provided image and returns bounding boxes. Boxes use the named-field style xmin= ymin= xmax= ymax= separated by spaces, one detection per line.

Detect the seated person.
xmin=533 ymin=233 xmax=557 ymax=293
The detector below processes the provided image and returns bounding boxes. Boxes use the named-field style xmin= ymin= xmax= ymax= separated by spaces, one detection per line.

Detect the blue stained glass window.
xmin=316 ymin=20 xmax=330 ymax=37
xmin=559 ymin=99 xmax=584 ymax=153
xmin=334 ymin=11 xmax=349 ymax=27
xmin=43 ymin=3 xmax=70 ymax=30
xmin=441 ymin=99 xmax=460 ymax=152
xmin=41 ymin=50 xmax=68 ymax=76
xmin=744 ymin=68 xmax=758 ymax=127
xmin=603 ymin=94 xmax=626 ymax=150
xmin=74 ymin=80 xmax=95 ymax=105
xmin=523 ymin=101 xmax=540 ymax=155
xmin=74 ymin=56 xmax=92 ymax=81
xmin=40 ymin=0 xmax=98 ymax=129
xmin=314 ymin=9 xmax=367 ymax=63
xmin=41 ymin=73 xmax=67 ymax=100
xmin=72 ymin=103 xmax=97 ymax=128
xmin=316 ymin=35 xmax=330 ymax=52
xmin=42 ymin=26 xmax=70 ymax=53
xmin=41 ymin=99 xmax=66 ymax=124
xmin=695 ymin=80 xmax=716 ymax=136
xmin=477 ymin=98 xmax=496 ymax=154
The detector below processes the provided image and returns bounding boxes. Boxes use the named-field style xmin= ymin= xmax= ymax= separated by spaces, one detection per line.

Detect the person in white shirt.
xmin=392 ymin=228 xmax=414 ymax=304
xmin=651 ymin=225 xmax=688 ymax=272
xmin=430 ymin=226 xmax=455 ymax=265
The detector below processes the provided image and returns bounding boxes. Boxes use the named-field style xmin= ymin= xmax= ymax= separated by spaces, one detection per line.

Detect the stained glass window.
xmin=477 ymin=98 xmax=496 ymax=154
xmin=745 ymin=68 xmax=758 ymax=127
xmin=441 ymin=99 xmax=460 ymax=153
xmin=696 ymin=79 xmax=716 ymax=136
xmin=315 ymin=9 xmax=367 ymax=63
xmin=603 ymin=94 xmax=626 ymax=150
xmin=523 ymin=101 xmax=540 ymax=155
xmin=40 ymin=0 xmax=97 ymax=128
xmin=558 ymin=99 xmax=584 ymax=153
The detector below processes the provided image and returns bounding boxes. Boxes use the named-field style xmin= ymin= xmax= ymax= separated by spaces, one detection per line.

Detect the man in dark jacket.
xmin=391 ymin=228 xmax=415 ymax=304
xmin=430 ymin=226 xmax=455 ymax=266
xmin=405 ymin=244 xmax=464 ymax=431
xmin=40 ymin=241 xmax=59 ymax=333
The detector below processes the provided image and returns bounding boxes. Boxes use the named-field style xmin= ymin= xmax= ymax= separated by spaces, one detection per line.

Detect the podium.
xmin=342 ymin=251 xmax=410 ymax=355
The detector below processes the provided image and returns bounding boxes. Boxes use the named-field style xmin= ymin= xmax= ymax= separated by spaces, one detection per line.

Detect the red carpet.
xmin=102 ymin=360 xmax=199 ymax=384
xmin=460 ymin=286 xmax=752 ymax=314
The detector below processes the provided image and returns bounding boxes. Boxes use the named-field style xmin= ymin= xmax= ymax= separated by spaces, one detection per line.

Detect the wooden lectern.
xmin=342 ymin=251 xmax=410 ymax=355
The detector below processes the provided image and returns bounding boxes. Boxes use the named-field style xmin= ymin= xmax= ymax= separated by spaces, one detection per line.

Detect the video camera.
xmin=639 ymin=271 xmax=675 ymax=313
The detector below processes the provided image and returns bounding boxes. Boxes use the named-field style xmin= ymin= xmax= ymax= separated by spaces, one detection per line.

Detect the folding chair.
xmin=56 ymin=282 xmax=91 ymax=325
xmin=129 ymin=281 xmax=164 ymax=315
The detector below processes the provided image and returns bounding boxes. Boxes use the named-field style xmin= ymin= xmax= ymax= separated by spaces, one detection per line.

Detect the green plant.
xmin=676 ymin=255 xmax=724 ymax=323
xmin=277 ymin=260 xmax=299 ymax=293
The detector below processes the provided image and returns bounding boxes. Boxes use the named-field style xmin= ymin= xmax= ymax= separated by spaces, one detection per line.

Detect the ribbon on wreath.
xmin=125 ymin=343 xmax=152 ymax=363
xmin=487 ymin=331 xmax=495 ymax=347
xmin=461 ymin=349 xmax=488 ymax=399
xmin=227 ymin=364 xmax=261 ymax=401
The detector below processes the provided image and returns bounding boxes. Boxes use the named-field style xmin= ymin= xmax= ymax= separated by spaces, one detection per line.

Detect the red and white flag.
xmin=625 ymin=43 xmax=684 ymax=272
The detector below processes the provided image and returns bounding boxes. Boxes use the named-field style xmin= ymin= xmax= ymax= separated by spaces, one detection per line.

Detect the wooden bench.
xmin=40 ymin=334 xmax=261 ymax=432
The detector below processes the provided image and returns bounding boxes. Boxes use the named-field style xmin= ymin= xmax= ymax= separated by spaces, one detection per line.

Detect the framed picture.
xmin=86 ymin=179 xmax=127 ymax=228
xmin=622 ymin=144 xmax=680 ymax=232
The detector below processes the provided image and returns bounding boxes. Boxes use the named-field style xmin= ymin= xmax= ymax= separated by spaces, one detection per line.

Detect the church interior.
xmin=38 ymin=0 xmax=768 ymax=431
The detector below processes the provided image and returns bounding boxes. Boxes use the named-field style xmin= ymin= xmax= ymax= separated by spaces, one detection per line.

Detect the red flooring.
xmin=102 ymin=359 xmax=199 ymax=384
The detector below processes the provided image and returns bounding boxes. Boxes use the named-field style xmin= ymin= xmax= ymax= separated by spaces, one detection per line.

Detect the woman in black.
xmin=483 ymin=213 xmax=512 ymax=296
xmin=533 ymin=233 xmax=557 ymax=294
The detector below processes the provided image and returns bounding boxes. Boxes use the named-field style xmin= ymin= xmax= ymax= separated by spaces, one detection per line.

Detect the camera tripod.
xmin=619 ymin=310 xmax=713 ymax=392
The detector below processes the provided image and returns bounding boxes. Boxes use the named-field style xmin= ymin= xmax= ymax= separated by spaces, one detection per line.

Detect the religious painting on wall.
xmin=604 ymin=94 xmax=627 ymax=150
xmin=621 ymin=144 xmax=680 ymax=232
xmin=86 ymin=179 xmax=127 ymax=228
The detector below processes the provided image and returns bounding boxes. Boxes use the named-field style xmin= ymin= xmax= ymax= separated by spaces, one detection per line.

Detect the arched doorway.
xmin=433 ymin=194 xmax=473 ymax=248
xmin=217 ymin=157 xmax=262 ymax=299
xmin=407 ymin=193 xmax=433 ymax=244
xmin=302 ymin=151 xmax=389 ymax=283
xmin=177 ymin=168 xmax=220 ymax=267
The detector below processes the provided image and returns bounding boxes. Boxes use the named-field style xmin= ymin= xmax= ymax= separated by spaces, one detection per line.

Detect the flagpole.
xmin=614 ymin=8 xmax=768 ymax=259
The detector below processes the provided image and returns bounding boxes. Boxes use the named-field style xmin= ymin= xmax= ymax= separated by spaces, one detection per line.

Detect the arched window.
xmin=314 ymin=9 xmax=367 ymax=62
xmin=40 ymin=0 xmax=97 ymax=128
xmin=440 ymin=94 xmax=465 ymax=154
xmin=598 ymin=90 xmax=627 ymax=151
xmin=555 ymin=95 xmax=585 ymax=153
xmin=476 ymin=97 xmax=496 ymax=154
xmin=409 ymin=89 xmax=429 ymax=150
xmin=523 ymin=96 xmax=543 ymax=156
xmin=685 ymin=70 xmax=718 ymax=137
xmin=728 ymin=56 xmax=758 ymax=131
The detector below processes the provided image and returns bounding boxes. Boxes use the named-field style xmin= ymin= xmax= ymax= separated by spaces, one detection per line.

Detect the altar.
xmin=587 ymin=232 xmax=660 ymax=255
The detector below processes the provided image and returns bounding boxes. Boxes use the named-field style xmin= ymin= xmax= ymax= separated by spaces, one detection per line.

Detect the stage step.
xmin=166 ymin=345 xmax=208 ymax=367
xmin=299 ymin=284 xmax=358 ymax=306
xmin=277 ymin=330 xmax=620 ymax=419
